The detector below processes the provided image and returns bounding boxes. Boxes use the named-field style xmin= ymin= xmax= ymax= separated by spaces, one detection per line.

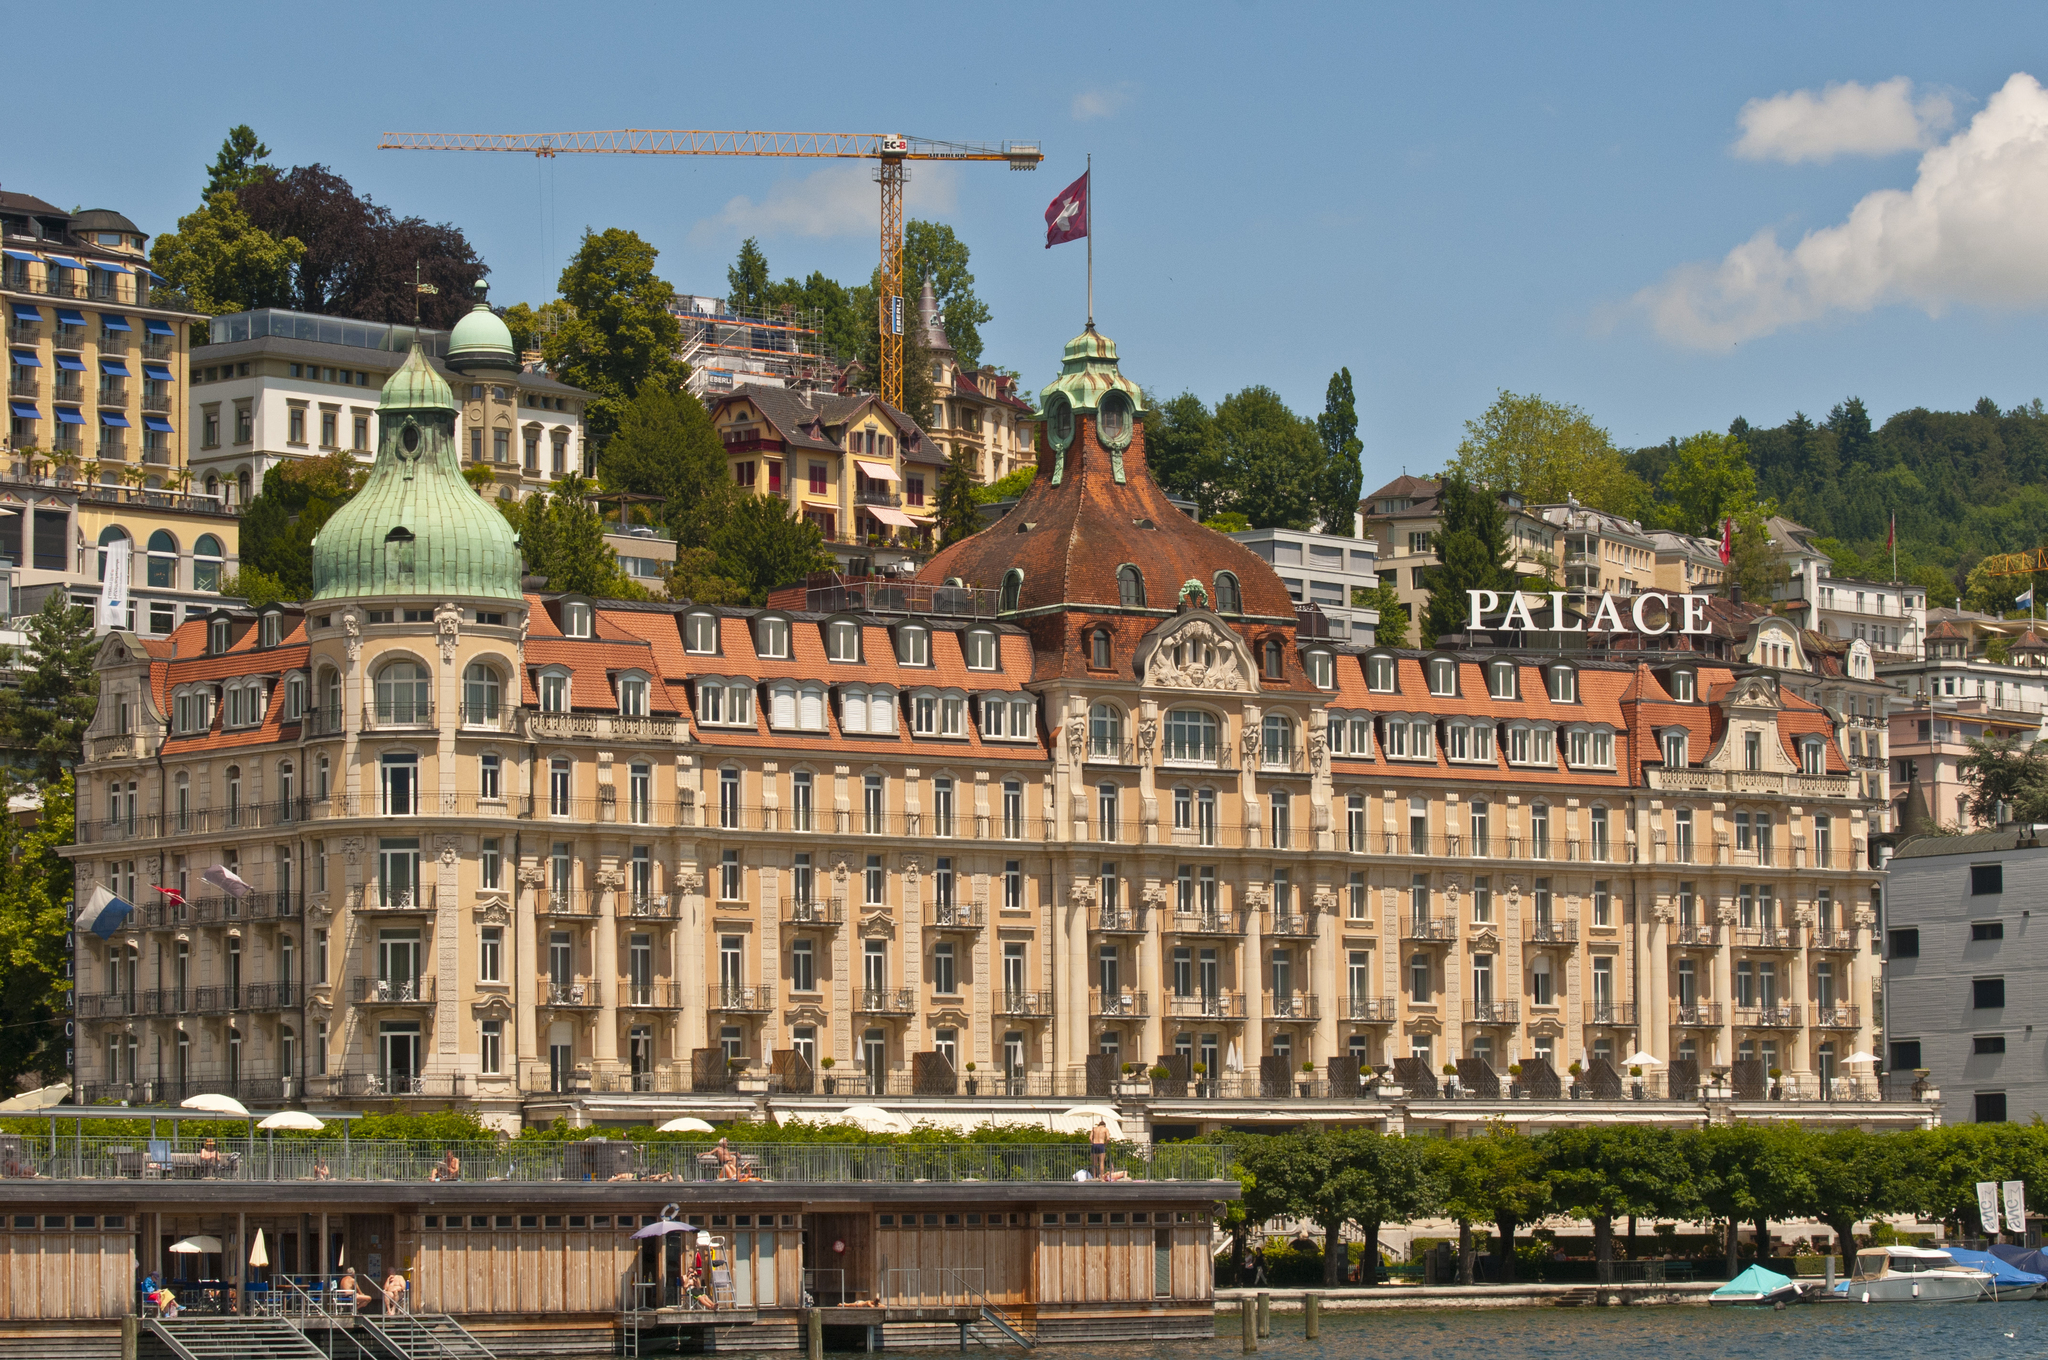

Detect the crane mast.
xmin=379 ymin=129 xmax=1043 ymax=409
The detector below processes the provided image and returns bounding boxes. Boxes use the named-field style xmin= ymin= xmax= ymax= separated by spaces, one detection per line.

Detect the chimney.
xmin=1729 ymin=583 xmax=1743 ymax=606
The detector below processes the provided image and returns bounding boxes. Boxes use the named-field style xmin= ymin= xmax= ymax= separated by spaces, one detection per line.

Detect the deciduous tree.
xmin=1662 ymin=430 xmax=1761 ymax=535
xmin=1544 ymin=1126 xmax=1690 ymax=1283
xmin=148 ymin=192 xmax=304 ymax=317
xmin=1355 ymin=581 xmax=1409 ymax=648
xmin=236 ymin=450 xmax=365 ymax=597
xmin=1956 ymin=732 xmax=2048 ymax=826
xmin=1212 ymin=386 xmax=1323 ymax=530
xmin=1448 ymin=389 xmax=1649 ymax=518
xmin=0 ymin=773 xmax=76 ymax=1089
xmin=706 ymin=496 xmax=836 ymax=605
xmin=598 ymin=379 xmax=734 ymax=547
xmin=1422 ymin=473 xmax=1515 ymax=647
xmin=1145 ymin=393 xmax=1223 ymax=518
xmin=903 ymin=221 xmax=991 ymax=369
xmin=545 ymin=229 xmax=685 ymax=448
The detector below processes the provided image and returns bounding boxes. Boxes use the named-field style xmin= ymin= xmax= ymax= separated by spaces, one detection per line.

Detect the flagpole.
xmin=1085 ymin=154 xmax=1093 ymax=331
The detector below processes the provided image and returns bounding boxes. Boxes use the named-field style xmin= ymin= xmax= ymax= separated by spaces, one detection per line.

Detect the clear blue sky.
xmin=22 ymin=1 xmax=2048 ymax=494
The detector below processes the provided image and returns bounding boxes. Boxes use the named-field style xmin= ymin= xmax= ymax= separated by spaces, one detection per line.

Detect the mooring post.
xmin=808 ymin=1308 xmax=824 ymax=1360
xmin=1240 ymin=1297 xmax=1257 ymax=1353
xmin=1256 ymin=1291 xmax=1271 ymax=1337
xmin=120 ymin=1315 xmax=138 ymax=1360
xmin=1304 ymin=1294 xmax=1319 ymax=1339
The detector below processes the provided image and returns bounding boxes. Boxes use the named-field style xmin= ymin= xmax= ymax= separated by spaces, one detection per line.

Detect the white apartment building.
xmin=1226 ymin=525 xmax=1380 ymax=643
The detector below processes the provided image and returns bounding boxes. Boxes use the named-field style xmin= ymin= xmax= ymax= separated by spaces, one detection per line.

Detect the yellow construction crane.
xmin=1979 ymin=548 xmax=2048 ymax=576
xmin=378 ymin=129 xmax=1044 ymax=409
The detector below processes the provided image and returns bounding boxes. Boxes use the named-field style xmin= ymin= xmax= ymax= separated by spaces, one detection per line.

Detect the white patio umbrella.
xmin=657 ymin=1117 xmax=717 ymax=1134
xmin=181 ymin=1093 xmax=250 ymax=1117
xmin=1843 ymin=1052 xmax=1879 ymax=1065
xmin=1621 ymin=1052 xmax=1664 ymax=1069
xmin=170 ymin=1236 xmax=223 ymax=1254
xmin=1056 ymin=1105 xmax=1123 ymax=1139
xmin=1225 ymin=1041 xmax=1243 ymax=1074
xmin=249 ymin=1229 xmax=269 ymax=1268
xmin=258 ymin=1111 xmax=325 ymax=1131
xmin=837 ymin=1105 xmax=911 ymax=1135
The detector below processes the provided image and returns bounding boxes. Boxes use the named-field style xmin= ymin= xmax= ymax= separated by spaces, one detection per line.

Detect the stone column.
xmin=594 ymin=863 xmax=623 ymax=1071
xmin=515 ymin=857 xmax=541 ymax=1081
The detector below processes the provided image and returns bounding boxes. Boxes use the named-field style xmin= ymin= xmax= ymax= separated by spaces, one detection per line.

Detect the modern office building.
xmin=1225 ymin=525 xmax=1380 ymax=643
xmin=1882 ymin=828 xmax=2048 ymax=1122
xmin=67 ymin=324 xmax=1906 ymax=1134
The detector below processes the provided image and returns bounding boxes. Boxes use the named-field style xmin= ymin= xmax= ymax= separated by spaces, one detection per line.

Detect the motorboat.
xmin=1710 ymin=1263 xmax=1806 ymax=1306
xmin=1943 ymin=1247 xmax=2047 ymax=1300
xmin=1837 ymin=1245 xmax=1993 ymax=1303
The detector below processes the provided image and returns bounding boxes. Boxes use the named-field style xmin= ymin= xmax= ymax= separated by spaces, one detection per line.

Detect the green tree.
xmin=1663 ymin=430 xmax=1761 ymax=535
xmin=148 ymin=191 xmax=305 ymax=317
xmin=1955 ymin=732 xmax=2048 ymax=825
xmin=706 ymin=496 xmax=836 ymax=605
xmin=1728 ymin=506 xmax=1787 ymax=605
xmin=662 ymin=547 xmax=747 ymax=606
xmin=1690 ymin=1124 xmax=1815 ymax=1274
xmin=1422 ymin=473 xmax=1515 ymax=647
xmin=727 ymin=237 xmax=773 ymax=312
xmin=935 ymin=446 xmax=982 ymax=548
xmin=203 ymin=125 xmax=277 ymax=198
xmin=1804 ymin=1128 xmax=1913 ymax=1257
xmin=903 ymin=221 xmax=991 ymax=369
xmin=598 ymin=379 xmax=735 ymax=548
xmin=1334 ymin=1130 xmax=1437 ymax=1285
xmin=0 ymin=773 xmax=76 ymax=1088
xmin=1355 ymin=582 xmax=1409 ymax=648
xmin=1315 ymin=367 xmax=1364 ymax=536
xmin=236 ymin=450 xmax=365 ymax=596
xmin=544 ymin=228 xmax=685 ymax=448
xmin=501 ymin=299 xmax=573 ymax=359
xmin=1448 ymin=389 xmax=1649 ymax=517
xmin=1212 ymin=386 xmax=1323 ymax=529
xmin=971 ymin=465 xmax=1035 ymax=506
xmin=515 ymin=476 xmax=646 ymax=598
xmin=1544 ymin=1125 xmax=1691 ymax=1283
xmin=1432 ymin=1122 xmax=1549 ymax=1284
xmin=1145 ymin=393 xmax=1223 ymax=517
xmin=216 ymin=567 xmax=291 ymax=609
xmin=0 ymin=595 xmax=100 ymax=779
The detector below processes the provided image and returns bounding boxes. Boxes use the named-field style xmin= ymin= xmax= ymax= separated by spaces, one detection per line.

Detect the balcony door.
xmin=379 ymin=1021 xmax=422 ymax=1091
xmin=377 ymin=929 xmax=421 ymax=1000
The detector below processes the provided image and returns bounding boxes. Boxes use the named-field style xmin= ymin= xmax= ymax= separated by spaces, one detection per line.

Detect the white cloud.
xmin=1733 ymin=76 xmax=1954 ymax=163
xmin=690 ymin=163 xmax=957 ymax=243
xmin=1637 ymin=72 xmax=2048 ymax=348
xmin=1071 ymin=84 xmax=1135 ymax=121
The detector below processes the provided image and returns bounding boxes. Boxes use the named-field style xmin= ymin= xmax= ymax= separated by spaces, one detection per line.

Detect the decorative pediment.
xmin=1135 ymin=612 xmax=1255 ymax=693
xmin=1405 ymin=1015 xmax=1442 ymax=1036
xmin=1527 ymin=1016 xmax=1566 ymax=1038
xmin=1468 ymin=925 xmax=1500 ymax=950
xmin=473 ymin=897 xmax=510 ymax=926
xmin=1724 ymin=673 xmax=1781 ymax=711
xmin=470 ymin=994 xmax=513 ymax=1018
xmin=784 ymin=1000 xmax=830 ymax=1024
xmin=859 ymin=911 xmax=896 ymax=940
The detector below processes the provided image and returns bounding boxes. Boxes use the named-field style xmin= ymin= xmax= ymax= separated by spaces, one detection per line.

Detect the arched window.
xmin=1262 ymin=637 xmax=1284 ymax=679
xmin=146 ymin=529 xmax=177 ymax=588
xmin=376 ymin=660 xmax=430 ymax=724
xmin=1117 ymin=565 xmax=1145 ymax=608
xmin=192 ymin=534 xmax=223 ymax=592
xmin=1090 ymin=703 xmax=1124 ymax=759
xmin=96 ymin=525 xmax=130 ymax=582
xmin=463 ymin=663 xmax=500 ymax=725
xmin=1213 ymin=572 xmax=1242 ymax=615
xmin=1000 ymin=569 xmax=1023 ymax=613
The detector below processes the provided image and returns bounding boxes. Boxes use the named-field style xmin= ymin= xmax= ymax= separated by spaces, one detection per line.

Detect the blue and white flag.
xmin=2018 ymin=587 xmax=2034 ymax=610
xmin=76 ymin=883 xmax=134 ymax=940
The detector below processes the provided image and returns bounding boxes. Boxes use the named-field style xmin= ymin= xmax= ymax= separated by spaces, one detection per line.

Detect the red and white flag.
xmin=1719 ymin=518 xmax=1734 ymax=566
xmin=1885 ymin=511 xmax=1896 ymax=552
xmin=1045 ymin=171 xmax=1090 ymax=248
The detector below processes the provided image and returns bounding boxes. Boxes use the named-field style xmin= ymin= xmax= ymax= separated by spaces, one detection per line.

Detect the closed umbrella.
xmin=181 ymin=1093 xmax=250 ymax=1117
xmin=249 ymin=1229 xmax=269 ymax=1268
xmin=657 ymin=1117 xmax=716 ymax=1134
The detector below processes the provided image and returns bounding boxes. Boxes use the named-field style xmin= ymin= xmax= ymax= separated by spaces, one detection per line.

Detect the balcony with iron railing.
xmin=1091 ymin=906 xmax=1145 ymax=934
xmin=1734 ymin=1003 xmax=1798 ymax=1028
xmin=996 ymin=990 xmax=1055 ymax=1018
xmin=1169 ymin=910 xmax=1245 ymax=936
xmin=1812 ymin=928 xmax=1859 ymax=951
xmin=1265 ymin=991 xmax=1318 ymax=1021
xmin=1525 ymin=916 xmax=1577 ymax=944
xmin=1584 ymin=1000 xmax=1636 ymax=1027
xmin=1811 ymin=1002 xmax=1862 ymax=1029
xmin=1091 ymin=989 xmax=1148 ymax=1018
xmin=1402 ymin=916 xmax=1457 ymax=942
xmin=621 ymin=893 xmax=674 ymax=920
xmin=856 ymin=986 xmax=916 ymax=1015
xmin=1343 ymin=995 xmax=1399 ymax=1022
xmin=1732 ymin=927 xmax=1799 ymax=950
xmin=927 ymin=900 xmax=986 ymax=930
xmin=142 ymin=336 xmax=174 ymax=361
xmin=621 ymin=982 xmax=685 ymax=1008
xmin=351 ymin=976 xmax=434 ymax=1005
xmin=357 ymin=885 xmax=436 ymax=913
xmin=1675 ymin=923 xmax=1718 ymax=946
xmin=8 ymin=371 xmax=37 ymax=398
xmin=1167 ymin=990 xmax=1245 ymax=1019
xmin=1672 ymin=1002 xmax=1722 ymax=1027
xmin=1265 ymin=910 xmax=1315 ymax=938
xmin=709 ymin=985 xmax=772 ymax=1013
xmin=538 ymin=890 xmax=597 ymax=917
xmin=785 ymin=897 xmax=847 ymax=927
xmin=1468 ymin=999 xmax=1519 ymax=1024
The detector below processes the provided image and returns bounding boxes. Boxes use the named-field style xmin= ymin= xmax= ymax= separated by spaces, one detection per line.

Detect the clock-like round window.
xmin=1046 ymin=395 xmax=1075 ymax=452
xmin=1098 ymin=390 xmax=1133 ymax=449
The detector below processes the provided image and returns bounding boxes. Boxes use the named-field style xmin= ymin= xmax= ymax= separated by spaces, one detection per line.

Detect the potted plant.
xmin=1441 ymin=1061 xmax=1460 ymax=1097
xmin=964 ymin=1061 xmax=978 ymax=1096
xmin=1629 ymin=1064 xmax=1645 ymax=1100
xmin=1117 ymin=1062 xmax=1146 ymax=1095
xmin=1768 ymin=1066 xmax=1784 ymax=1100
xmin=1192 ymin=1061 xmax=1209 ymax=1097
xmin=820 ymin=1055 xmax=837 ymax=1095
xmin=1298 ymin=1059 xmax=1316 ymax=1098
xmin=1150 ymin=1064 xmax=1174 ymax=1096
xmin=1568 ymin=1060 xmax=1584 ymax=1100
xmin=1507 ymin=1062 xmax=1524 ymax=1098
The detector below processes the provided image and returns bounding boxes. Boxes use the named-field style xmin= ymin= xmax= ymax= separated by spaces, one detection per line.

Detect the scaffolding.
xmin=671 ymin=295 xmax=839 ymax=397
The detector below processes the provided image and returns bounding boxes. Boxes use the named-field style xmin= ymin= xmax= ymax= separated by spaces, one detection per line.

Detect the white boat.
xmin=1840 ymin=1245 xmax=1993 ymax=1303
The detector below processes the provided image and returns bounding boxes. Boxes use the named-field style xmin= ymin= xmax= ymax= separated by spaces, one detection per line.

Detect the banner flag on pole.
xmin=2005 ymin=1181 xmax=2027 ymax=1235
xmin=1044 ymin=172 xmax=1090 ymax=248
xmin=97 ymin=537 xmax=131 ymax=633
xmin=1718 ymin=518 xmax=1734 ymax=566
xmin=76 ymin=883 xmax=134 ymax=941
xmin=1978 ymin=1180 xmax=2003 ymax=1235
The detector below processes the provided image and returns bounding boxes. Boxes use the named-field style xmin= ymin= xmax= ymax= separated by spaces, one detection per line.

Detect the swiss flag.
xmin=1045 ymin=171 xmax=1089 ymax=248
xmin=1718 ymin=518 xmax=1733 ymax=565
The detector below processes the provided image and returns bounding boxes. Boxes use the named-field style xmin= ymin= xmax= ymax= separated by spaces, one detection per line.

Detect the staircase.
xmin=968 ymin=1305 xmax=1035 ymax=1348
xmin=146 ymin=1318 xmax=328 ymax=1360
xmin=357 ymin=1315 xmax=497 ymax=1360
xmin=1552 ymin=1287 xmax=1602 ymax=1308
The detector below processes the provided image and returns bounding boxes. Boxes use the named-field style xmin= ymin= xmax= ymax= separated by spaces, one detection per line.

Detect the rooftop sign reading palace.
xmin=1468 ymin=589 xmax=1714 ymax=635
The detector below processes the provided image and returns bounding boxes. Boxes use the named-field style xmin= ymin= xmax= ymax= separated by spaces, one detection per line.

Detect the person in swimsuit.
xmin=1089 ymin=1120 xmax=1109 ymax=1178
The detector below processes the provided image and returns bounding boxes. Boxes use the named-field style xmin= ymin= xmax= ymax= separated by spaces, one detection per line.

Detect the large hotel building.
xmin=65 ymin=317 xmax=1905 ymax=1132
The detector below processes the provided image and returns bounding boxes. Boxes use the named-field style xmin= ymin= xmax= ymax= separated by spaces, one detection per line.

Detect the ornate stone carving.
xmin=1067 ymin=880 xmax=1097 ymax=909
xmin=1715 ymin=898 xmax=1739 ymax=925
xmin=1308 ymin=729 xmax=1328 ymax=773
xmin=342 ymin=837 xmax=361 ymax=866
xmin=1311 ymin=888 xmax=1337 ymax=916
xmin=832 ymin=857 xmax=851 ymax=883
xmin=858 ymin=911 xmax=897 ymax=939
xmin=677 ymin=870 xmax=705 ymax=895
xmin=1650 ymin=896 xmax=1678 ymax=924
xmin=472 ymin=899 xmax=511 ymax=926
xmin=901 ymin=856 xmax=922 ymax=881
xmin=1853 ymin=905 xmax=1877 ymax=927
xmin=1065 ymin=715 xmax=1086 ymax=766
xmin=517 ymin=863 xmax=547 ymax=887
xmin=1136 ymin=716 xmax=1158 ymax=764
xmin=438 ymin=836 xmax=460 ymax=866
xmin=1793 ymin=900 xmax=1818 ymax=927
xmin=341 ymin=607 xmax=362 ymax=664
xmin=596 ymin=867 xmax=627 ymax=890
xmin=1141 ymin=882 xmax=1169 ymax=908
xmin=435 ymin=602 xmax=461 ymax=663
xmin=1141 ymin=618 xmax=1251 ymax=692
xmin=1244 ymin=886 xmax=1271 ymax=912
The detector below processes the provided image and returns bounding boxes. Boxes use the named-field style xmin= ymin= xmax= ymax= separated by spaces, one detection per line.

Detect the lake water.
xmin=613 ymin=1301 xmax=2048 ymax=1359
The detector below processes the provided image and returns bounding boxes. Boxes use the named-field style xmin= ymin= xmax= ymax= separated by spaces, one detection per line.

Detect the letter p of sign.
xmin=1466 ymin=591 xmax=1500 ymax=631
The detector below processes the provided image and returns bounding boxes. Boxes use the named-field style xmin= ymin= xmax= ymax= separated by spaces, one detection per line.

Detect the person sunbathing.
xmin=429 ymin=1150 xmax=461 ymax=1182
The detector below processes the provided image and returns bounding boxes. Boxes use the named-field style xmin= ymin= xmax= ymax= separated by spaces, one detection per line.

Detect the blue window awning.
xmin=142 ymin=416 xmax=173 ymax=434
xmin=2 ymin=249 xmax=38 ymax=263
xmin=55 ymin=308 xmax=86 ymax=326
xmin=144 ymin=318 xmax=175 ymax=336
xmin=99 ymin=314 xmax=131 ymax=332
xmin=10 ymin=350 xmax=40 ymax=368
xmin=142 ymin=363 xmax=173 ymax=382
xmin=10 ymin=303 xmax=41 ymax=322
xmin=146 ymin=270 xmax=169 ymax=286
xmin=100 ymin=411 xmax=130 ymax=428
xmin=92 ymin=260 xmax=131 ymax=274
xmin=9 ymin=401 xmax=37 ymax=420
xmin=53 ymin=408 xmax=84 ymax=425
xmin=43 ymin=255 xmax=81 ymax=270
xmin=53 ymin=354 xmax=86 ymax=372
xmin=100 ymin=359 xmax=130 ymax=378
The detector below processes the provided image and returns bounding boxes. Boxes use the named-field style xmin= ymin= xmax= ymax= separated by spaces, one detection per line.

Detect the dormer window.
xmin=618 ymin=675 xmax=649 ymax=717
xmin=1214 ymin=572 xmax=1242 ymax=615
xmin=1547 ymin=665 xmax=1577 ymax=703
xmin=1488 ymin=661 xmax=1517 ymax=701
xmin=539 ymin=671 xmax=569 ymax=713
xmin=563 ymin=602 xmax=592 ymax=639
xmin=259 ymin=614 xmax=280 ymax=649
xmin=896 ymin=625 xmax=930 ymax=666
xmin=1366 ymin=654 xmax=1396 ymax=694
xmin=1428 ymin=657 xmax=1457 ymax=697
xmin=1117 ymin=565 xmax=1146 ymax=609
xmin=1671 ymin=669 xmax=1696 ymax=702
xmin=1801 ymin=737 xmax=1826 ymax=776
xmin=1304 ymin=649 xmax=1334 ymax=690
xmin=1662 ymin=730 xmax=1687 ymax=767
xmin=755 ymin=616 xmax=789 ymax=659
xmin=684 ymin=612 xmax=717 ymax=654
xmin=210 ymin=618 xmax=231 ymax=655
xmin=1089 ymin=629 xmax=1112 ymax=670
xmin=827 ymin=619 xmax=861 ymax=662
xmin=1000 ymin=569 xmax=1023 ymax=613
xmin=964 ymin=629 xmax=997 ymax=670
xmin=1261 ymin=638 xmax=1284 ymax=679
